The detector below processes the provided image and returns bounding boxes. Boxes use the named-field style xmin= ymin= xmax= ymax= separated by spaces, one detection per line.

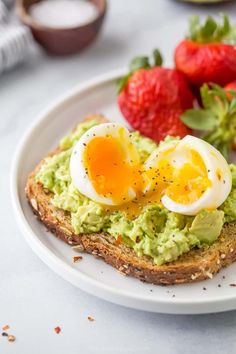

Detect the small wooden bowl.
xmin=16 ymin=0 xmax=107 ymax=55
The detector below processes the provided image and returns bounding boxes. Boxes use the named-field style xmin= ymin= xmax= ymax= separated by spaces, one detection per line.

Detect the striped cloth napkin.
xmin=0 ymin=0 xmax=33 ymax=74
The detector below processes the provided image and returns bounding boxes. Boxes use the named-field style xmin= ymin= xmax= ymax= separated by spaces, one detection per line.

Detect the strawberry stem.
xmin=187 ymin=13 xmax=234 ymax=44
xmin=130 ymin=56 xmax=151 ymax=72
xmin=117 ymin=49 xmax=163 ymax=93
xmin=153 ymin=49 xmax=163 ymax=67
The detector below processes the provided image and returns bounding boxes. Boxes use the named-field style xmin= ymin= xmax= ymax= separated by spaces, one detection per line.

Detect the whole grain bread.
xmin=26 ymin=115 xmax=236 ymax=285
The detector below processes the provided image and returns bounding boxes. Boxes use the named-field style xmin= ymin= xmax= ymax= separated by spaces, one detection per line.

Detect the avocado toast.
xmin=26 ymin=115 xmax=236 ymax=285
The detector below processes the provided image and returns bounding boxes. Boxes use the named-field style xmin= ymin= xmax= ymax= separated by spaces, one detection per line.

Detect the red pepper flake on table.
xmin=8 ymin=335 xmax=16 ymax=342
xmin=54 ymin=326 xmax=61 ymax=334
xmin=87 ymin=316 xmax=95 ymax=322
xmin=73 ymin=255 xmax=83 ymax=263
xmin=2 ymin=325 xmax=10 ymax=331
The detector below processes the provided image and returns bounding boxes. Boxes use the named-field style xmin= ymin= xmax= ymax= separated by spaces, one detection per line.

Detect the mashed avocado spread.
xmin=36 ymin=120 xmax=236 ymax=265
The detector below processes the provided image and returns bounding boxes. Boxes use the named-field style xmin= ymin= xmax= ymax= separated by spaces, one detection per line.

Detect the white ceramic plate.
xmin=11 ymin=69 xmax=236 ymax=315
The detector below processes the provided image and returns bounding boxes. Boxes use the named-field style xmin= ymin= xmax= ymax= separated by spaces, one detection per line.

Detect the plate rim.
xmin=10 ymin=68 xmax=236 ymax=314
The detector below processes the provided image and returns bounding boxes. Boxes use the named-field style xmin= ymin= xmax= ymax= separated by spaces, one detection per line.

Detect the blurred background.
xmin=2 ymin=1 xmax=236 ymax=353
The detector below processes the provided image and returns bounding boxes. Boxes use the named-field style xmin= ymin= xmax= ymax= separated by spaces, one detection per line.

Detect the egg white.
xmin=70 ymin=123 xmax=139 ymax=205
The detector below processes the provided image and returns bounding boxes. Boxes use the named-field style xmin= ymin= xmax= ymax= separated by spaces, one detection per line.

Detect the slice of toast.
xmin=26 ymin=115 xmax=236 ymax=285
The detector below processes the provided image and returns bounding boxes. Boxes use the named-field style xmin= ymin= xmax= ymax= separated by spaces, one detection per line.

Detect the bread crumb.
xmin=2 ymin=325 xmax=9 ymax=331
xmin=221 ymin=254 xmax=226 ymax=259
xmin=87 ymin=316 xmax=94 ymax=322
xmin=67 ymin=237 xmax=74 ymax=245
xmin=118 ymin=266 xmax=127 ymax=275
xmin=73 ymin=256 xmax=83 ymax=263
xmin=191 ymin=273 xmax=199 ymax=280
xmin=92 ymin=250 xmax=100 ymax=257
xmin=205 ymin=271 xmax=213 ymax=279
xmin=30 ymin=198 xmax=38 ymax=211
xmin=8 ymin=335 xmax=16 ymax=342
xmin=72 ymin=244 xmax=84 ymax=252
xmin=60 ymin=226 xmax=72 ymax=236
xmin=230 ymin=248 xmax=234 ymax=253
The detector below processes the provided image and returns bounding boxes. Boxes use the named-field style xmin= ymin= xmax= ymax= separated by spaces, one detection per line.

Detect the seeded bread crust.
xmin=26 ymin=115 xmax=236 ymax=285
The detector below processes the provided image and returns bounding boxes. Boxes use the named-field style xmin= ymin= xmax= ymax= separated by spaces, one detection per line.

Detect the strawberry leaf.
xmin=200 ymin=84 xmax=215 ymax=110
xmin=181 ymin=109 xmax=218 ymax=131
xmin=218 ymin=14 xmax=230 ymax=37
xmin=224 ymin=27 xmax=236 ymax=44
xmin=187 ymin=14 xmax=235 ymax=44
xmin=210 ymin=84 xmax=228 ymax=104
xmin=130 ymin=56 xmax=150 ymax=73
xmin=153 ymin=49 xmax=163 ymax=67
xmin=229 ymin=94 xmax=236 ymax=113
xmin=200 ymin=17 xmax=217 ymax=40
xmin=117 ymin=74 xmax=131 ymax=94
xmin=181 ymin=83 xmax=236 ymax=160
xmin=189 ymin=15 xmax=200 ymax=41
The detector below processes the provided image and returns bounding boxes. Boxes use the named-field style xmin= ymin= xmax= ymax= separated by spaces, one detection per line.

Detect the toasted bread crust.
xmin=26 ymin=116 xmax=236 ymax=285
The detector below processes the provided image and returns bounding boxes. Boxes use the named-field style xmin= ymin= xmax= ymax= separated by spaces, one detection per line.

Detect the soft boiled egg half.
xmin=70 ymin=123 xmax=144 ymax=206
xmin=70 ymin=123 xmax=232 ymax=216
xmin=144 ymin=135 xmax=232 ymax=215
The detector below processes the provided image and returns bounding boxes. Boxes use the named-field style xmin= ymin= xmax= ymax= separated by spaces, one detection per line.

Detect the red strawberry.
xmin=174 ymin=15 xmax=236 ymax=87
xmin=224 ymin=81 xmax=236 ymax=100
xmin=118 ymin=50 xmax=194 ymax=143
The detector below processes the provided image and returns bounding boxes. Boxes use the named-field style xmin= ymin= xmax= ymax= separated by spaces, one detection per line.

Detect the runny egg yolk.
xmin=83 ymin=135 xmax=144 ymax=205
xmin=165 ymin=150 xmax=211 ymax=204
xmin=146 ymin=149 xmax=211 ymax=205
xmin=84 ymin=137 xmax=211 ymax=218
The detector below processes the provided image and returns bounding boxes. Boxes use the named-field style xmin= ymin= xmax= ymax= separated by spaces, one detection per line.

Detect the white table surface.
xmin=2 ymin=0 xmax=236 ymax=353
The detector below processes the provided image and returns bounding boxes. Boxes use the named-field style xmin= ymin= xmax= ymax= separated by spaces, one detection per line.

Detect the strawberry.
xmin=224 ymin=81 xmax=236 ymax=100
xmin=118 ymin=50 xmax=194 ymax=143
xmin=225 ymin=82 xmax=236 ymax=91
xmin=174 ymin=15 xmax=236 ymax=87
